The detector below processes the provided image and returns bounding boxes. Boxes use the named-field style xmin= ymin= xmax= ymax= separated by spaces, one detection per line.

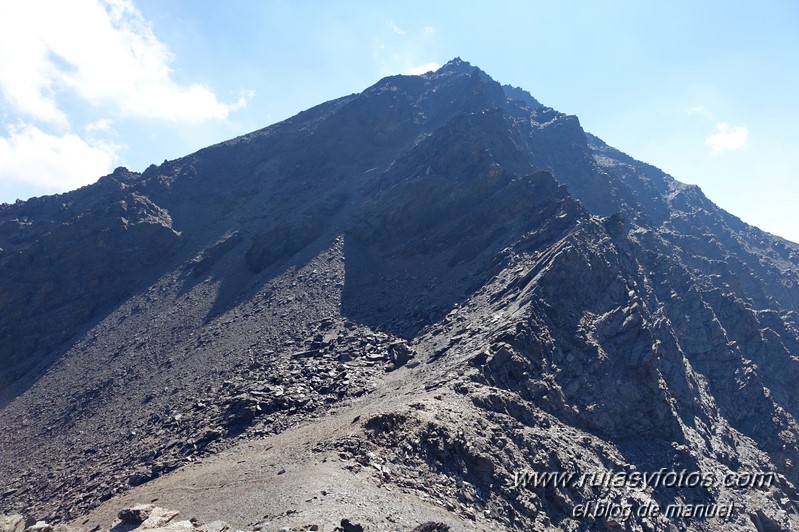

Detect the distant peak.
xmin=440 ymin=57 xmax=475 ymax=72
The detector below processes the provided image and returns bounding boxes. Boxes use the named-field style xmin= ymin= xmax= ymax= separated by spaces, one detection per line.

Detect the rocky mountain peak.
xmin=438 ymin=56 xmax=474 ymax=72
xmin=0 ymin=61 xmax=798 ymax=531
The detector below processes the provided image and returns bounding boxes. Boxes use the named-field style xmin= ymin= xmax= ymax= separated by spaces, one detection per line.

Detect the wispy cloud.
xmin=404 ymin=62 xmax=441 ymax=75
xmin=374 ymin=20 xmax=440 ymax=77
xmin=705 ymin=122 xmax=749 ymax=155
xmin=85 ymin=118 xmax=114 ymax=134
xmin=388 ymin=21 xmax=407 ymax=35
xmin=687 ymin=106 xmax=713 ymax=119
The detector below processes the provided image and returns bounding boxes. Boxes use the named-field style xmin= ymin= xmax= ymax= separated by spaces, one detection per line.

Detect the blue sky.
xmin=0 ymin=1 xmax=797 ymax=242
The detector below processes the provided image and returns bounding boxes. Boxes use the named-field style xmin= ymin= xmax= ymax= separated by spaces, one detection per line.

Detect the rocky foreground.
xmin=2 ymin=503 xmax=400 ymax=532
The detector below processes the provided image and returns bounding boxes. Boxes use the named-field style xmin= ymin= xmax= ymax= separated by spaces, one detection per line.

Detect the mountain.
xmin=1 ymin=58 xmax=797 ymax=531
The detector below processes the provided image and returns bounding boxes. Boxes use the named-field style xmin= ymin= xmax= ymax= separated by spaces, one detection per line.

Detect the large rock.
xmin=0 ymin=515 xmax=25 ymax=532
xmin=118 ymin=504 xmax=156 ymax=524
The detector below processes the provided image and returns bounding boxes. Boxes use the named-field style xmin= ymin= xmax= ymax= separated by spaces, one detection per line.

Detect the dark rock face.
xmin=0 ymin=58 xmax=798 ymax=531
xmin=0 ymin=170 xmax=181 ymax=406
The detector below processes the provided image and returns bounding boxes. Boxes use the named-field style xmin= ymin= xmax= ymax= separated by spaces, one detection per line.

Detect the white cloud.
xmin=0 ymin=0 xmax=251 ymax=199
xmin=705 ymin=123 xmax=749 ymax=155
xmin=404 ymin=62 xmax=441 ymax=75
xmin=424 ymin=26 xmax=434 ymax=34
xmin=0 ymin=123 xmax=117 ymax=191
xmin=0 ymin=0 xmax=249 ymax=125
xmin=85 ymin=118 xmax=114 ymax=134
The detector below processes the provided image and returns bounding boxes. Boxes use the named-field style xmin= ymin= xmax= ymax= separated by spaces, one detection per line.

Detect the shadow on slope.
xmin=341 ymin=164 xmax=579 ymax=339
xmin=0 ymin=171 xmax=184 ymax=407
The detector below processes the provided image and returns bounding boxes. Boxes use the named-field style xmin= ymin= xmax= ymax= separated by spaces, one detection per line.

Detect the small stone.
xmin=25 ymin=522 xmax=52 ymax=532
xmin=197 ymin=521 xmax=229 ymax=532
xmin=339 ymin=519 xmax=364 ymax=532
xmin=118 ymin=504 xmax=155 ymax=524
xmin=411 ymin=523 xmax=451 ymax=532
xmin=141 ymin=507 xmax=180 ymax=528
